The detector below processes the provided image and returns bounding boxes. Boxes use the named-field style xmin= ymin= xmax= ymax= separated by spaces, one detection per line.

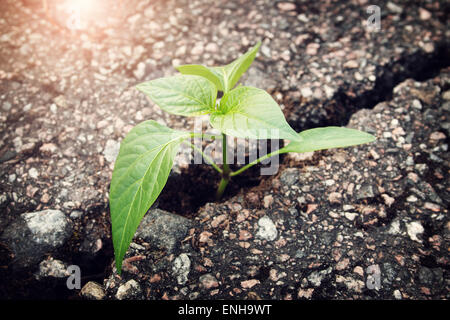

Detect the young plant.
xmin=109 ymin=42 xmax=375 ymax=273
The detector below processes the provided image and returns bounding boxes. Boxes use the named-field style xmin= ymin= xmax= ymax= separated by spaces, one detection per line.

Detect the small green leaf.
xmin=176 ymin=42 xmax=261 ymax=93
xmin=109 ymin=120 xmax=191 ymax=274
xmin=174 ymin=65 xmax=225 ymax=92
xmin=210 ymin=86 xmax=299 ymax=140
xmin=280 ymin=127 xmax=376 ymax=154
xmin=136 ymin=75 xmax=217 ymax=116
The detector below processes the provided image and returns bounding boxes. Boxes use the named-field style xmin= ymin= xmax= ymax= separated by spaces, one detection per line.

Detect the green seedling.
xmin=109 ymin=42 xmax=375 ymax=273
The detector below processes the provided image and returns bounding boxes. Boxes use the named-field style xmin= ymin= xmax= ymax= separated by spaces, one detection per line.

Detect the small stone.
xmin=279 ymin=168 xmax=299 ymax=185
xmin=388 ymin=220 xmax=401 ymax=235
xmin=277 ymin=2 xmax=296 ymax=11
xmin=198 ymin=231 xmax=213 ymax=244
xmin=442 ymin=90 xmax=450 ymax=101
xmin=424 ymin=202 xmax=440 ymax=212
xmin=429 ymin=132 xmax=446 ymax=140
xmin=136 ymin=209 xmax=193 ymax=253
xmin=34 ymin=257 xmax=69 ymax=280
xmin=81 ymin=281 xmax=105 ymax=300
xmin=336 ymin=258 xmax=350 ymax=271
xmin=305 ymin=43 xmax=320 ymax=56
xmin=256 ymin=216 xmax=278 ymax=241
xmin=133 ymin=62 xmax=146 ymax=79
xmin=263 ymin=195 xmax=273 ymax=208
xmin=298 ymin=288 xmax=314 ymax=299
xmin=328 ymin=192 xmax=342 ymax=204
xmin=288 ymin=151 xmax=314 ymax=161
xmin=53 ymin=95 xmax=67 ymax=108
xmin=344 ymin=212 xmax=357 ymax=221
xmin=422 ymin=43 xmax=434 ymax=53
xmin=411 ymin=99 xmax=422 ymax=110
xmin=387 ymin=2 xmax=403 ymax=14
xmin=2 ymin=101 xmax=11 ymax=111
xmin=191 ymin=44 xmax=204 ymax=55
xmin=419 ymin=8 xmax=431 ymax=20
xmin=300 ymin=87 xmax=313 ymax=98
xmin=308 ymin=268 xmax=331 ymax=287
xmin=344 ymin=60 xmax=359 ymax=69
xmin=40 ymin=143 xmax=58 ymax=154
xmin=354 ymin=266 xmax=364 ymax=277
xmin=172 ymin=253 xmax=191 ymax=285
xmin=407 ymin=221 xmax=424 ymax=242
xmin=381 ymin=194 xmax=395 ymax=207
xmin=103 ymin=139 xmax=120 ymax=163
xmin=70 ymin=210 xmax=83 ymax=219
xmin=205 ymin=43 xmax=219 ymax=53
xmin=211 ymin=214 xmax=227 ymax=228
xmin=239 ymin=230 xmax=252 ymax=241
xmin=357 ymin=184 xmax=376 ymax=200
xmin=199 ymin=274 xmax=219 ymax=290
xmin=393 ymin=289 xmax=402 ymax=300
xmin=115 ymin=280 xmax=142 ymax=300
xmin=366 ymin=265 xmax=381 ymax=290
xmin=241 ymin=279 xmax=260 ymax=289
xmin=28 ymin=168 xmax=39 ymax=179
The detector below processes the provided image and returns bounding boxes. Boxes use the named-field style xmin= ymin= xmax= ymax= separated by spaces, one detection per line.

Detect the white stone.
xmin=103 ymin=139 xmax=120 ymax=163
xmin=256 ymin=216 xmax=278 ymax=241
xmin=28 ymin=168 xmax=39 ymax=179
xmin=172 ymin=253 xmax=191 ymax=285
xmin=344 ymin=212 xmax=357 ymax=221
xmin=407 ymin=221 xmax=424 ymax=242
xmin=115 ymin=280 xmax=141 ymax=300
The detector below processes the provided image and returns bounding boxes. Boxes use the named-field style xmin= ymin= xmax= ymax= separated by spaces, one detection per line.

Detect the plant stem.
xmin=215 ymin=133 xmax=231 ymax=200
xmin=215 ymin=176 xmax=229 ymax=200
xmin=230 ymin=149 xmax=283 ymax=177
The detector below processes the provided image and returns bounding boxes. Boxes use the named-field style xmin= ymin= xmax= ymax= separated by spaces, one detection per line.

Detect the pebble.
xmin=199 ymin=273 xmax=219 ymax=290
xmin=419 ymin=8 xmax=431 ymax=20
xmin=256 ymin=216 xmax=278 ymax=241
xmin=34 ymin=257 xmax=69 ymax=280
xmin=241 ymin=279 xmax=260 ymax=289
xmin=406 ymin=221 xmax=424 ymax=242
xmin=28 ymin=168 xmax=39 ymax=179
xmin=277 ymin=2 xmax=296 ymax=11
xmin=172 ymin=253 xmax=191 ymax=285
xmin=133 ymin=62 xmax=146 ymax=79
xmin=81 ymin=281 xmax=106 ymax=300
xmin=115 ymin=280 xmax=142 ymax=300
xmin=103 ymin=139 xmax=120 ymax=163
xmin=393 ymin=289 xmax=402 ymax=300
xmin=344 ymin=212 xmax=357 ymax=221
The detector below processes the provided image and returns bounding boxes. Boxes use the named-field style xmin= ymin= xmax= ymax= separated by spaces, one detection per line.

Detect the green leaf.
xmin=176 ymin=42 xmax=261 ymax=93
xmin=210 ymin=86 xmax=299 ymax=140
xmin=109 ymin=120 xmax=191 ymax=274
xmin=174 ymin=65 xmax=225 ymax=92
xmin=136 ymin=75 xmax=217 ymax=116
xmin=280 ymin=127 xmax=376 ymax=154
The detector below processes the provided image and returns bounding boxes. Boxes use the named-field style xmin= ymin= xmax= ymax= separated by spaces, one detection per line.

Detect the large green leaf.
xmin=280 ymin=127 xmax=376 ymax=154
xmin=176 ymin=42 xmax=261 ymax=93
xmin=136 ymin=75 xmax=217 ymax=116
xmin=109 ymin=120 xmax=191 ymax=274
xmin=210 ymin=86 xmax=299 ymax=140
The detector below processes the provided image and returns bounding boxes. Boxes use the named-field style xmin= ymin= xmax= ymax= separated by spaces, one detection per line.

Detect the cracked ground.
xmin=0 ymin=0 xmax=449 ymax=299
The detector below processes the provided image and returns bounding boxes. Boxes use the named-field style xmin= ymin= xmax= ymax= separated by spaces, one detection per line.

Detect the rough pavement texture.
xmin=0 ymin=0 xmax=448 ymax=299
